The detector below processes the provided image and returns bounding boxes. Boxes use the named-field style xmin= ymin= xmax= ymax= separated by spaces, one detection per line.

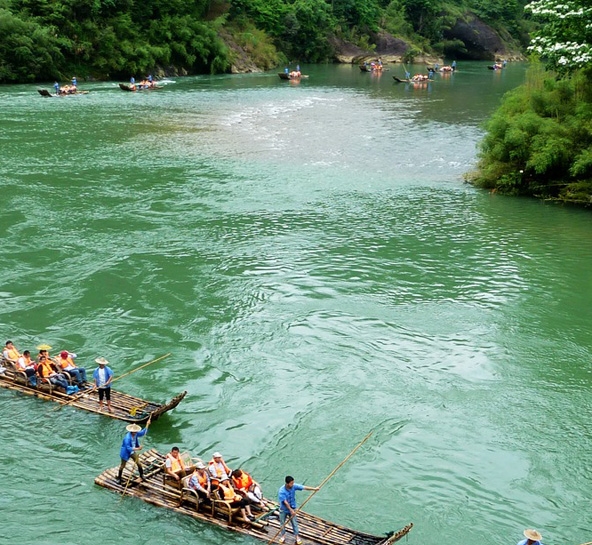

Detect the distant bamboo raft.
xmin=0 ymin=366 xmax=186 ymax=423
xmin=95 ymin=449 xmax=413 ymax=545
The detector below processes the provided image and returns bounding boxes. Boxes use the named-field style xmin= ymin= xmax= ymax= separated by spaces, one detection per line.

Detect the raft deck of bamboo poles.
xmin=95 ymin=449 xmax=413 ymax=545
xmin=0 ymin=366 xmax=186 ymax=422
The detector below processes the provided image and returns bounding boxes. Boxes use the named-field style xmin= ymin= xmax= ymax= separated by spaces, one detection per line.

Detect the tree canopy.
xmin=0 ymin=0 xmax=529 ymax=82
xmin=467 ymin=0 xmax=592 ymax=205
xmin=526 ymin=0 xmax=592 ymax=73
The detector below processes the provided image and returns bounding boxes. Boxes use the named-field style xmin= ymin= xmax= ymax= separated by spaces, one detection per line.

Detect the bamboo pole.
xmin=50 ymin=353 xmax=171 ymax=412
xmin=267 ymin=430 xmax=374 ymax=544
xmin=111 ymin=353 xmax=171 ymax=384
xmin=119 ymin=417 xmax=152 ymax=502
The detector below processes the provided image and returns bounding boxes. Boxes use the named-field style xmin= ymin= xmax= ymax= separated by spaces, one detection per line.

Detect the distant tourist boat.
xmin=119 ymin=83 xmax=163 ymax=91
xmin=38 ymin=89 xmax=89 ymax=97
xmin=0 ymin=358 xmax=186 ymax=423
xmin=95 ymin=449 xmax=413 ymax=545
xmin=278 ymin=72 xmax=308 ymax=80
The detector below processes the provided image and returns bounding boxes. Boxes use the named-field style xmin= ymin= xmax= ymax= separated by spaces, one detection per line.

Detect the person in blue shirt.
xmin=93 ymin=357 xmax=114 ymax=413
xmin=53 ymin=81 xmax=60 ymax=95
xmin=71 ymin=76 xmax=77 ymax=87
xmin=278 ymin=476 xmax=319 ymax=544
xmin=518 ymin=529 xmax=544 ymax=545
xmin=451 ymin=60 xmax=457 ymax=71
xmin=117 ymin=419 xmax=151 ymax=483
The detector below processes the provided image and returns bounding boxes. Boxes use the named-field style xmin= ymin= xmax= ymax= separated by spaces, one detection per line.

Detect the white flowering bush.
xmin=526 ymin=0 xmax=592 ymax=71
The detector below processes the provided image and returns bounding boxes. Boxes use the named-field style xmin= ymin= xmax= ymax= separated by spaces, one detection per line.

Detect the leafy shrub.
xmin=469 ymin=65 xmax=592 ymax=204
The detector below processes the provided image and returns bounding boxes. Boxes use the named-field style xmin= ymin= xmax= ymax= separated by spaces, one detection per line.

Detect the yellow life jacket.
xmin=218 ymin=482 xmax=240 ymax=502
xmin=38 ymin=360 xmax=55 ymax=377
xmin=167 ymin=453 xmax=185 ymax=473
xmin=5 ymin=347 xmax=19 ymax=360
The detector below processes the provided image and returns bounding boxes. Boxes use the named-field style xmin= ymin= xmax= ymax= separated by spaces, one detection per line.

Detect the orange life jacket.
xmin=192 ymin=470 xmax=209 ymax=488
xmin=166 ymin=452 xmax=185 ymax=473
xmin=232 ymin=472 xmax=253 ymax=491
xmin=16 ymin=356 xmax=34 ymax=370
xmin=38 ymin=360 xmax=56 ymax=377
xmin=209 ymin=459 xmax=231 ymax=483
xmin=58 ymin=356 xmax=75 ymax=370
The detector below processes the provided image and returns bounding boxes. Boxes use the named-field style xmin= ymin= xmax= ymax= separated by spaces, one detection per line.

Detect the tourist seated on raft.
xmin=216 ymin=479 xmax=256 ymax=521
xmin=56 ymin=350 xmax=87 ymax=388
xmin=165 ymin=446 xmax=190 ymax=482
xmin=37 ymin=355 xmax=70 ymax=392
xmin=289 ymin=71 xmax=301 ymax=78
xmin=37 ymin=347 xmax=53 ymax=363
xmin=3 ymin=340 xmax=21 ymax=365
xmin=188 ymin=461 xmax=212 ymax=500
xmin=16 ymin=350 xmax=37 ymax=383
xmin=208 ymin=451 xmax=232 ymax=489
xmin=231 ymin=468 xmax=270 ymax=511
xmin=138 ymin=79 xmax=156 ymax=89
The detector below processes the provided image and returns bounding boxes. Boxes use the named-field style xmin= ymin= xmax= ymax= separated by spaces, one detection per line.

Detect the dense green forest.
xmin=0 ymin=0 xmax=530 ymax=82
xmin=467 ymin=0 xmax=592 ymax=204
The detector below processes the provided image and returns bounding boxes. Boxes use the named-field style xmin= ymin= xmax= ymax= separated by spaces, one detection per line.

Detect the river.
xmin=1 ymin=62 xmax=591 ymax=545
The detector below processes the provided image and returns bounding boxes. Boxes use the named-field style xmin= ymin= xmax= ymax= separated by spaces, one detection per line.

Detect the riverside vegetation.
xmin=1 ymin=0 xmax=530 ymax=82
xmin=467 ymin=0 xmax=592 ymax=205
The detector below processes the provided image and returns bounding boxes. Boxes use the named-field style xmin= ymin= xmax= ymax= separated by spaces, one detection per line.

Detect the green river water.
xmin=1 ymin=62 xmax=591 ymax=545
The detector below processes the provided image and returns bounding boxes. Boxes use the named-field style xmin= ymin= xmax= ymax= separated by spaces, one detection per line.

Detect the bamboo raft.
xmin=37 ymin=89 xmax=90 ymax=97
xmin=95 ymin=449 xmax=413 ymax=545
xmin=0 ymin=363 xmax=186 ymax=423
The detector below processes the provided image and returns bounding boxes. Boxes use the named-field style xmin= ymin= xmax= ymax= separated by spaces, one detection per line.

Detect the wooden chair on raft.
xmin=178 ymin=474 xmax=202 ymax=512
xmin=2 ymin=358 xmax=37 ymax=388
xmin=210 ymin=487 xmax=244 ymax=522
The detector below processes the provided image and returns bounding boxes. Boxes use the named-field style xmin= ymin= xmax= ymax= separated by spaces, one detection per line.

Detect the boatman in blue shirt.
xmin=117 ymin=418 xmax=151 ymax=484
xmin=93 ymin=357 xmax=114 ymax=413
xmin=278 ymin=476 xmax=319 ymax=544
xmin=517 ymin=529 xmax=544 ymax=545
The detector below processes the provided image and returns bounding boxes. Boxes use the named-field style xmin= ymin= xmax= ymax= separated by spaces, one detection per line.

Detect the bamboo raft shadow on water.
xmin=95 ymin=448 xmax=413 ymax=545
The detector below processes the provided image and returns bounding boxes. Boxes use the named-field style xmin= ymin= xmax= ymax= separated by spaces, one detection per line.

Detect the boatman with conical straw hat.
xmin=518 ymin=529 xmax=544 ymax=545
xmin=118 ymin=418 xmax=151 ymax=484
xmin=93 ymin=357 xmax=113 ymax=413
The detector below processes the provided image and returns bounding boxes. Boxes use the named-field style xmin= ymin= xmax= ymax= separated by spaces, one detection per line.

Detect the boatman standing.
xmin=278 ymin=476 xmax=319 ymax=544
xmin=517 ymin=529 xmax=544 ymax=545
xmin=93 ymin=357 xmax=113 ymax=413
xmin=117 ymin=418 xmax=151 ymax=483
